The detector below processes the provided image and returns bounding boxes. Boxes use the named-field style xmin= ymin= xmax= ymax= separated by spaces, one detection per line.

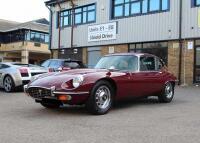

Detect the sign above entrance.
xmin=88 ymin=22 xmax=117 ymax=42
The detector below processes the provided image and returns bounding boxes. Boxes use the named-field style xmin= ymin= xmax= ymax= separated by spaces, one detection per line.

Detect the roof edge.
xmin=45 ymin=0 xmax=69 ymax=6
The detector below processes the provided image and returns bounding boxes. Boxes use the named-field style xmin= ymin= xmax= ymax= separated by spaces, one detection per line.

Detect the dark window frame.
xmin=59 ymin=10 xmax=71 ymax=27
xmin=195 ymin=0 xmax=200 ymax=6
xmin=192 ymin=0 xmax=200 ymax=7
xmin=58 ymin=3 xmax=96 ymax=28
xmin=111 ymin=0 xmax=170 ymax=19
xmin=25 ymin=30 xmax=49 ymax=44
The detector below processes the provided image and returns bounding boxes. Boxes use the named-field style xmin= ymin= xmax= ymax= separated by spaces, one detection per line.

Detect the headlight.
xmin=72 ymin=75 xmax=84 ymax=88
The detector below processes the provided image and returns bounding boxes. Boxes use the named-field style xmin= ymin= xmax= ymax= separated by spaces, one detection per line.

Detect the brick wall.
xmin=168 ymin=40 xmax=195 ymax=85
xmin=82 ymin=48 xmax=87 ymax=64
xmin=101 ymin=44 xmax=128 ymax=56
xmin=181 ymin=40 xmax=194 ymax=85
xmin=52 ymin=50 xmax=59 ymax=59
xmin=168 ymin=41 xmax=180 ymax=79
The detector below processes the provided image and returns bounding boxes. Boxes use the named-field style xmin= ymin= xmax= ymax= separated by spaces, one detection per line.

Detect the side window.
xmin=140 ymin=56 xmax=156 ymax=71
xmin=2 ymin=64 xmax=9 ymax=69
xmin=41 ymin=60 xmax=50 ymax=68
xmin=0 ymin=64 xmax=9 ymax=69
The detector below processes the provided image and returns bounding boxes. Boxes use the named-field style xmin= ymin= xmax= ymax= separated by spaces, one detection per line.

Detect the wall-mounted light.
xmin=60 ymin=49 xmax=65 ymax=54
xmin=73 ymin=49 xmax=78 ymax=54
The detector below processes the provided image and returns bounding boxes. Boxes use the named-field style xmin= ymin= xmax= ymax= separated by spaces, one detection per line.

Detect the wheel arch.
xmin=3 ymin=74 xmax=15 ymax=87
xmin=165 ymin=80 xmax=175 ymax=89
xmin=94 ymin=78 xmax=117 ymax=96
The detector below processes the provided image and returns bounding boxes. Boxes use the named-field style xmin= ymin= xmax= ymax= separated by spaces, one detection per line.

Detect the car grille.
xmin=27 ymin=87 xmax=51 ymax=98
xmin=31 ymin=72 xmax=45 ymax=76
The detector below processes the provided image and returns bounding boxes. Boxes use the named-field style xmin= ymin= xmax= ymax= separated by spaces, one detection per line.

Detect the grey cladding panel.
xmin=51 ymin=0 xmax=200 ymax=48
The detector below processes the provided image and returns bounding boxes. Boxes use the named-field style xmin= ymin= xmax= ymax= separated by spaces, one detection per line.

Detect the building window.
xmin=59 ymin=10 xmax=71 ymax=27
xmin=129 ymin=42 xmax=168 ymax=64
xmin=195 ymin=0 xmax=200 ymax=6
xmin=112 ymin=0 xmax=170 ymax=19
xmin=149 ymin=0 xmax=160 ymax=12
xmin=26 ymin=31 xmax=49 ymax=43
xmin=75 ymin=8 xmax=82 ymax=24
xmin=58 ymin=4 xmax=96 ymax=27
xmin=131 ymin=1 xmax=141 ymax=15
xmin=192 ymin=0 xmax=200 ymax=7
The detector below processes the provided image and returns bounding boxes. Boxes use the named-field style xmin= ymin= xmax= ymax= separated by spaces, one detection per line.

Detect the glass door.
xmin=195 ymin=47 xmax=200 ymax=83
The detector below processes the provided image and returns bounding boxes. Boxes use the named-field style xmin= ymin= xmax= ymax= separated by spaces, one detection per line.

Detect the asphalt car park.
xmin=0 ymin=86 xmax=200 ymax=143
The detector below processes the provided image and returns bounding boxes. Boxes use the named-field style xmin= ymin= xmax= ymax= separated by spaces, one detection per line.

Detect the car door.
xmin=130 ymin=56 xmax=163 ymax=97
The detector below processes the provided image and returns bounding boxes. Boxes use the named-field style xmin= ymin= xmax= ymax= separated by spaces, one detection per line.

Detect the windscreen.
xmin=95 ymin=55 xmax=138 ymax=72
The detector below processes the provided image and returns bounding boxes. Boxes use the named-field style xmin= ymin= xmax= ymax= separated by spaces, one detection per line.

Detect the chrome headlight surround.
xmin=30 ymin=75 xmax=41 ymax=83
xmin=72 ymin=75 xmax=84 ymax=88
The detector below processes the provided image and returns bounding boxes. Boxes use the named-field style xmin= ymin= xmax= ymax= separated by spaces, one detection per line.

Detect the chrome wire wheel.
xmin=165 ymin=82 xmax=173 ymax=99
xmin=4 ymin=76 xmax=13 ymax=92
xmin=95 ymin=85 xmax=111 ymax=110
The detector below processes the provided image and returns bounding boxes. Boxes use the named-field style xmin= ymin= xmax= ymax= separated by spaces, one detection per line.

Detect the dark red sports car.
xmin=24 ymin=53 xmax=177 ymax=115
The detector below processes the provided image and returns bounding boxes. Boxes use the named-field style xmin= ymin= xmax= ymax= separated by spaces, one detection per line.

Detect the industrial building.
xmin=45 ymin=0 xmax=200 ymax=85
xmin=0 ymin=18 xmax=50 ymax=64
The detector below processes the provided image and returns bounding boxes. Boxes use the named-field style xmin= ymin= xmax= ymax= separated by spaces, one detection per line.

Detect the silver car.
xmin=0 ymin=63 xmax=48 ymax=92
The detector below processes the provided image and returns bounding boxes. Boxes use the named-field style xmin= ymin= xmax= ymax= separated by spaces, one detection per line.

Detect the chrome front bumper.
xmin=24 ymin=85 xmax=89 ymax=97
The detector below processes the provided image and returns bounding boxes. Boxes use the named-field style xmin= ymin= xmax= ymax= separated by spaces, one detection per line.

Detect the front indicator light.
xmin=58 ymin=95 xmax=72 ymax=101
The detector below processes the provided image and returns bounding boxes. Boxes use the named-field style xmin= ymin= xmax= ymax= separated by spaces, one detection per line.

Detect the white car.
xmin=0 ymin=63 xmax=48 ymax=92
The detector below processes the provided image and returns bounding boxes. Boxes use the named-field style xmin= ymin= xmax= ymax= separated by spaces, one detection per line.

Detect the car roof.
xmin=104 ymin=52 xmax=156 ymax=57
xmin=0 ymin=62 xmax=20 ymax=65
xmin=48 ymin=59 xmax=82 ymax=62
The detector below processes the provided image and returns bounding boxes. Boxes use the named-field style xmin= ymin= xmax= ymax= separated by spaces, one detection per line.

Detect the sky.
xmin=0 ymin=0 xmax=49 ymax=23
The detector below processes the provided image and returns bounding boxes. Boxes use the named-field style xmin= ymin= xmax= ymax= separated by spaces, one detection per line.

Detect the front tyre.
xmin=4 ymin=76 xmax=15 ymax=92
xmin=158 ymin=82 xmax=174 ymax=103
xmin=86 ymin=81 xmax=114 ymax=115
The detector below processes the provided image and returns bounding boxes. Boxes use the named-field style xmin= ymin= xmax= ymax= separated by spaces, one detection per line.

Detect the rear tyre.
xmin=3 ymin=75 xmax=15 ymax=92
xmin=86 ymin=81 xmax=114 ymax=115
xmin=41 ymin=102 xmax=61 ymax=109
xmin=158 ymin=82 xmax=174 ymax=103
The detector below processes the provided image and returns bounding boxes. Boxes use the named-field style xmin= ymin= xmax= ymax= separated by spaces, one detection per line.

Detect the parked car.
xmin=0 ymin=63 xmax=47 ymax=92
xmin=41 ymin=59 xmax=86 ymax=72
xmin=24 ymin=53 xmax=176 ymax=115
